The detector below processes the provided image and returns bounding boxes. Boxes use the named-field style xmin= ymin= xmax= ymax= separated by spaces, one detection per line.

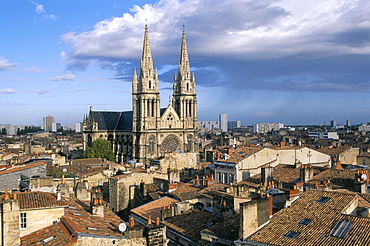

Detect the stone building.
xmin=108 ymin=168 xmax=167 ymax=217
xmin=83 ymin=25 xmax=199 ymax=164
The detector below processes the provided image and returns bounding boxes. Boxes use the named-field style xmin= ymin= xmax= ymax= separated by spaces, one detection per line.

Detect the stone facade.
xmin=19 ymin=207 xmax=65 ymax=237
xmin=149 ymin=151 xmax=197 ymax=172
xmin=215 ymin=147 xmax=331 ymax=184
xmin=108 ymin=169 xmax=167 ymax=217
xmin=83 ymin=25 xmax=199 ymax=165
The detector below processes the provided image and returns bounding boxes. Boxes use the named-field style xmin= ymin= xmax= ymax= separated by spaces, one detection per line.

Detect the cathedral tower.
xmin=132 ymin=24 xmax=161 ymax=161
xmin=173 ymin=29 xmax=199 ymax=152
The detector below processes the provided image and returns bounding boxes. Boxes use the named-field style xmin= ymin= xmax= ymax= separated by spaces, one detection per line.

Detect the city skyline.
xmin=1 ymin=0 xmax=369 ymax=126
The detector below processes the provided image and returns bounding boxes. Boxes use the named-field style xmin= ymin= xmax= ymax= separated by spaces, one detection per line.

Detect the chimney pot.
xmin=4 ymin=189 xmax=10 ymax=200
xmin=130 ymin=217 xmax=135 ymax=227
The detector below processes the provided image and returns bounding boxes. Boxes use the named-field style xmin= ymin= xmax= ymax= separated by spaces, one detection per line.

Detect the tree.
xmin=84 ymin=139 xmax=115 ymax=161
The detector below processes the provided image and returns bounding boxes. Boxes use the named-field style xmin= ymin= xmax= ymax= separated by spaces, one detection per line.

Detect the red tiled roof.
xmin=20 ymin=221 xmax=76 ymax=246
xmin=17 ymin=191 xmax=69 ymax=210
xmin=218 ymin=146 xmax=264 ymax=163
xmin=315 ymin=146 xmax=352 ymax=155
xmin=202 ymin=213 xmax=240 ymax=241
xmin=248 ymin=190 xmax=370 ymax=246
xmin=163 ymin=209 xmax=215 ymax=242
xmin=131 ymin=196 xmax=178 ymax=221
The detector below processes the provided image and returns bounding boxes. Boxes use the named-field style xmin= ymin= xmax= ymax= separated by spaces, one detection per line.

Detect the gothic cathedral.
xmin=83 ymin=25 xmax=199 ymax=164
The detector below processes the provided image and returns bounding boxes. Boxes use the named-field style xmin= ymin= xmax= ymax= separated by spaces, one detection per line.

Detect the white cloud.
xmin=50 ymin=73 xmax=76 ymax=81
xmin=66 ymin=88 xmax=91 ymax=93
xmin=0 ymin=57 xmax=18 ymax=71
xmin=0 ymin=88 xmax=16 ymax=94
xmin=45 ymin=14 xmax=58 ymax=20
xmin=30 ymin=1 xmax=57 ymax=20
xmin=29 ymin=89 xmax=51 ymax=95
xmin=20 ymin=67 xmax=44 ymax=73
xmin=61 ymin=0 xmax=370 ymax=65
xmin=30 ymin=1 xmax=45 ymax=13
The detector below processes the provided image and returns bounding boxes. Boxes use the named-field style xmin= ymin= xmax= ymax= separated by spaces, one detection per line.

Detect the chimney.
xmin=239 ymin=196 xmax=270 ymax=240
xmin=129 ymin=217 xmax=135 ymax=227
xmin=90 ymin=190 xmax=104 ymax=217
xmin=1 ymin=189 xmax=21 ymax=246
xmin=300 ymin=165 xmax=313 ymax=183
xmin=261 ymin=166 xmax=273 ymax=184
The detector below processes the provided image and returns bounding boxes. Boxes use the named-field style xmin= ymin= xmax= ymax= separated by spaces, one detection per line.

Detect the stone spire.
xmin=178 ymin=29 xmax=191 ymax=80
xmin=140 ymin=24 xmax=154 ymax=79
xmin=132 ymin=67 xmax=138 ymax=94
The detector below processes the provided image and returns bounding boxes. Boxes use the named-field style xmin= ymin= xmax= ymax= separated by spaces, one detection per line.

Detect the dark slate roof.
xmin=92 ymin=111 xmax=132 ymax=131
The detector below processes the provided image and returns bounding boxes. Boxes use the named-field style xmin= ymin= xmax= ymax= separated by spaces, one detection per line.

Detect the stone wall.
xmin=19 ymin=207 xmax=65 ymax=237
xmin=109 ymin=171 xmax=167 ymax=218
xmin=158 ymin=151 xmax=197 ymax=172
xmin=75 ymin=236 xmax=146 ymax=246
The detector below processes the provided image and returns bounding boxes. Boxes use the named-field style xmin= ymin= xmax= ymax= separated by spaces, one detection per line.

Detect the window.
xmin=20 ymin=212 xmax=27 ymax=229
xmin=283 ymin=231 xmax=299 ymax=239
xmin=299 ymin=218 xmax=312 ymax=226
xmin=330 ymin=219 xmax=354 ymax=238
xmin=316 ymin=196 xmax=330 ymax=204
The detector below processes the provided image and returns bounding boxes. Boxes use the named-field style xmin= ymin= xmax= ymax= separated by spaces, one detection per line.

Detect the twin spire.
xmin=133 ymin=24 xmax=193 ymax=95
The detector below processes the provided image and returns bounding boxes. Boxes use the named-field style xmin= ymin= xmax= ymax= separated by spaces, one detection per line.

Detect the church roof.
xmin=91 ymin=111 xmax=133 ymax=131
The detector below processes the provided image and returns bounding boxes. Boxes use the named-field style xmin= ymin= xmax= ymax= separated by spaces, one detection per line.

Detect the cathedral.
xmin=82 ymin=25 xmax=199 ymax=164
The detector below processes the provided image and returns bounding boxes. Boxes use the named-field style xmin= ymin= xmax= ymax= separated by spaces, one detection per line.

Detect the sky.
xmin=0 ymin=0 xmax=369 ymax=127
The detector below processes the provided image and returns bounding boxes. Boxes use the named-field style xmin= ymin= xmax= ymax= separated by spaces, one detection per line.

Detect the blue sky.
xmin=0 ymin=0 xmax=369 ymax=126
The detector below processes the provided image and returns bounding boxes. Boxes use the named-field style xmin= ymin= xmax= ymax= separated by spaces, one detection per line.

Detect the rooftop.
xmin=247 ymin=190 xmax=370 ymax=246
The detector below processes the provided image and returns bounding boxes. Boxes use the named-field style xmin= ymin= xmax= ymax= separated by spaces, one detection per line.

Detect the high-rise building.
xmin=43 ymin=115 xmax=55 ymax=132
xmin=52 ymin=123 xmax=62 ymax=132
xmin=228 ymin=120 xmax=241 ymax=131
xmin=83 ymin=25 xmax=199 ymax=164
xmin=330 ymin=120 xmax=337 ymax=129
xmin=346 ymin=120 xmax=352 ymax=127
xmin=219 ymin=113 xmax=228 ymax=132
xmin=199 ymin=121 xmax=220 ymax=130
xmin=75 ymin=122 xmax=82 ymax=133
xmin=254 ymin=123 xmax=284 ymax=134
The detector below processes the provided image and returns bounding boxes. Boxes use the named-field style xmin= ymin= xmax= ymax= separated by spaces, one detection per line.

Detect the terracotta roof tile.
xmin=131 ymin=196 xmax=179 ymax=221
xmin=17 ymin=191 xmax=69 ymax=210
xmin=219 ymin=146 xmax=264 ymax=163
xmin=247 ymin=190 xmax=370 ymax=246
xmin=163 ymin=209 xmax=215 ymax=242
xmin=202 ymin=213 xmax=240 ymax=241
xmin=20 ymin=221 xmax=76 ymax=246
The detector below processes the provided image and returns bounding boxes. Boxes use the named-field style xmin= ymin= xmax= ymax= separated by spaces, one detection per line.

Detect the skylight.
xmin=298 ymin=218 xmax=312 ymax=226
xmin=283 ymin=231 xmax=300 ymax=239
xmin=316 ymin=196 xmax=330 ymax=204
xmin=330 ymin=219 xmax=354 ymax=238
xmin=42 ymin=236 xmax=55 ymax=245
